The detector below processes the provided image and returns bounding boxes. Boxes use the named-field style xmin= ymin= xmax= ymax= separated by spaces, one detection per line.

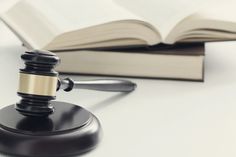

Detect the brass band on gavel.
xmin=18 ymin=73 xmax=58 ymax=97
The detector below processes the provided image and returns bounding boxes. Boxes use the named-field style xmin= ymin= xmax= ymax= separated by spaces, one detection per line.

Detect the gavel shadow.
xmin=88 ymin=92 xmax=131 ymax=112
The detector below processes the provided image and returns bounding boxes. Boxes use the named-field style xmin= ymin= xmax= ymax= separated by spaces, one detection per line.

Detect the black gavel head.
xmin=0 ymin=50 xmax=102 ymax=157
xmin=15 ymin=50 xmax=60 ymax=117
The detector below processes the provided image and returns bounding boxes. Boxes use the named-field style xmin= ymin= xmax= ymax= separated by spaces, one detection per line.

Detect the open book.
xmin=1 ymin=0 xmax=236 ymax=51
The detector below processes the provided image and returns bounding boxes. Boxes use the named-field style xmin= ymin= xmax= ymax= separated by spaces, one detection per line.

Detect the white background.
xmin=1 ymin=1 xmax=236 ymax=157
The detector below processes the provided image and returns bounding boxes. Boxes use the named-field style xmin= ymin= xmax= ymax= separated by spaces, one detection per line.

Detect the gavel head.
xmin=15 ymin=50 xmax=60 ymax=117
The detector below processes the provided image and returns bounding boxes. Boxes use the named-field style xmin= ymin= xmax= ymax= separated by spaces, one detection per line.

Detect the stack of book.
xmin=1 ymin=0 xmax=236 ymax=81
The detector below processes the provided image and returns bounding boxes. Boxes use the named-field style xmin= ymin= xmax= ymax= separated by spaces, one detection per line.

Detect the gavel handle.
xmin=59 ymin=78 xmax=137 ymax=92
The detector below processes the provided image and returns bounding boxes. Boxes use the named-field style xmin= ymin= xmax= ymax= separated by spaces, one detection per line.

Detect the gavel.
xmin=0 ymin=50 xmax=137 ymax=157
xmin=16 ymin=50 xmax=136 ymax=117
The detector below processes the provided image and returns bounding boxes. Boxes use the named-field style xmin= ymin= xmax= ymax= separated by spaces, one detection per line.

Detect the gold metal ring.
xmin=18 ymin=73 xmax=58 ymax=96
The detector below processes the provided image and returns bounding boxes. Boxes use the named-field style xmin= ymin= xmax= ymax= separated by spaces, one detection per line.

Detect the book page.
xmin=28 ymin=0 xmax=143 ymax=32
xmin=162 ymin=0 xmax=236 ymax=43
xmin=114 ymin=0 xmax=216 ymax=39
xmin=194 ymin=1 xmax=236 ymax=25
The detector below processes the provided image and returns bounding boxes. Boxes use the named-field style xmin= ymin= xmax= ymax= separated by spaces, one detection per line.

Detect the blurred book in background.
xmin=4 ymin=0 xmax=236 ymax=80
xmin=56 ymin=43 xmax=205 ymax=81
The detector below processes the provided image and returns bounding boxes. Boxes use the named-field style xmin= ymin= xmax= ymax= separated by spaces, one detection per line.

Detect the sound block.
xmin=0 ymin=101 xmax=102 ymax=157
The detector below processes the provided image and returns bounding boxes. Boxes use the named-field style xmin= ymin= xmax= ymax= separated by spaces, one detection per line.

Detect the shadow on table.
xmin=88 ymin=92 xmax=131 ymax=112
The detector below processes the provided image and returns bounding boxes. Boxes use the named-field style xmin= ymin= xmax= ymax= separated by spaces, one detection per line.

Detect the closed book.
xmin=56 ymin=43 xmax=205 ymax=81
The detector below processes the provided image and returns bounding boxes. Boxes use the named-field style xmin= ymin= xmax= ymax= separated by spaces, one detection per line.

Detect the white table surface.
xmin=1 ymin=7 xmax=236 ymax=157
